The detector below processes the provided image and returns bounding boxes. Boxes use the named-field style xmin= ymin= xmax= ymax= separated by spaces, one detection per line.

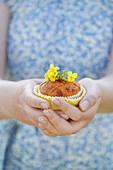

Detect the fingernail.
xmin=41 ymin=103 xmax=48 ymax=109
xmin=52 ymin=98 xmax=60 ymax=107
xmin=38 ymin=123 xmax=42 ymax=127
xmin=38 ymin=117 xmax=47 ymax=125
xmin=60 ymin=114 xmax=69 ymax=120
xmin=80 ymin=100 xmax=89 ymax=111
xmin=38 ymin=116 xmax=44 ymax=121
xmin=38 ymin=123 xmax=45 ymax=129
xmin=43 ymin=110 xmax=51 ymax=118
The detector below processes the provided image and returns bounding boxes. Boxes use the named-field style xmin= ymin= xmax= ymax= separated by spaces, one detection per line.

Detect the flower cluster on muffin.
xmin=44 ymin=63 xmax=78 ymax=82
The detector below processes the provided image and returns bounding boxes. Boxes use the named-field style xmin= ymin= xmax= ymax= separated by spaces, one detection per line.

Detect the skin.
xmin=0 ymin=2 xmax=9 ymax=79
xmin=0 ymin=3 xmax=113 ymax=137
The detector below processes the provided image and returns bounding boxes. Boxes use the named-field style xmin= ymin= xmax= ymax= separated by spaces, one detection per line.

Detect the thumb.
xmin=79 ymin=94 xmax=97 ymax=112
xmin=79 ymin=78 xmax=101 ymax=112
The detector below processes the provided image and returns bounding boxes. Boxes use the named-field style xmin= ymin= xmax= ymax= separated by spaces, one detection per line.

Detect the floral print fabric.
xmin=0 ymin=0 xmax=113 ymax=169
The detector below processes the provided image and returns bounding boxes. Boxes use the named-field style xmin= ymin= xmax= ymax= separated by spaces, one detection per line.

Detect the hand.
xmin=3 ymin=79 xmax=68 ymax=128
xmin=5 ymin=79 xmax=48 ymax=126
xmin=39 ymin=78 xmax=101 ymax=136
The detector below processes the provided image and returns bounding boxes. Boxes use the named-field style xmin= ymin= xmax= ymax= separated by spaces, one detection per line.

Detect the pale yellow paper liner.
xmin=33 ymin=85 xmax=86 ymax=110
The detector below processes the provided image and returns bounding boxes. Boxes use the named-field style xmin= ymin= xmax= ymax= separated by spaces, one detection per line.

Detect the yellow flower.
xmin=44 ymin=64 xmax=78 ymax=82
xmin=44 ymin=65 xmax=59 ymax=82
xmin=50 ymin=63 xmax=54 ymax=69
xmin=48 ymin=72 xmax=57 ymax=82
xmin=67 ymin=71 xmax=78 ymax=82
xmin=47 ymin=69 xmax=52 ymax=75
xmin=54 ymin=70 xmax=58 ymax=76
xmin=48 ymin=69 xmax=58 ymax=76
xmin=50 ymin=63 xmax=60 ymax=71
xmin=62 ymin=70 xmax=65 ymax=74
xmin=44 ymin=73 xmax=49 ymax=82
xmin=62 ymin=70 xmax=68 ymax=75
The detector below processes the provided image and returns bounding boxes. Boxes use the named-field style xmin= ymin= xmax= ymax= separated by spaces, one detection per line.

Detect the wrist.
xmin=0 ymin=80 xmax=18 ymax=119
xmin=94 ymin=76 xmax=113 ymax=113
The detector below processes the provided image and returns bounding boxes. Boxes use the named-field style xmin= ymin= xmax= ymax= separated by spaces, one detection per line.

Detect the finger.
xmin=33 ymin=79 xmax=44 ymax=85
xmin=56 ymin=111 xmax=69 ymax=120
xmin=41 ymin=129 xmax=57 ymax=137
xmin=24 ymin=83 xmax=50 ymax=109
xmin=43 ymin=109 xmax=75 ymax=136
xmin=22 ymin=120 xmax=39 ymax=128
xmin=79 ymin=93 xmax=97 ymax=112
xmin=69 ymin=100 xmax=100 ymax=132
xmin=38 ymin=116 xmax=62 ymax=136
xmin=80 ymin=97 xmax=101 ymax=120
xmin=52 ymin=98 xmax=83 ymax=121
xmin=25 ymin=94 xmax=50 ymax=109
xmin=69 ymin=119 xmax=90 ymax=134
xmin=24 ymin=104 xmax=44 ymax=124
xmin=26 ymin=79 xmax=44 ymax=87
xmin=25 ymin=94 xmax=69 ymax=119
xmin=79 ymin=78 xmax=101 ymax=111
xmin=52 ymin=96 xmax=101 ymax=122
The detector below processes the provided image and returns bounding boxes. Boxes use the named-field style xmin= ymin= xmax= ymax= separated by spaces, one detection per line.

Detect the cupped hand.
xmin=7 ymin=79 xmax=68 ymax=128
xmin=39 ymin=78 xmax=102 ymax=136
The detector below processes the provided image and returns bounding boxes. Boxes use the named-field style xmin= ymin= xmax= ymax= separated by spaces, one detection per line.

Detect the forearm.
xmin=0 ymin=79 xmax=17 ymax=119
xmin=95 ymin=73 xmax=113 ymax=113
xmin=0 ymin=2 xmax=10 ymax=78
xmin=0 ymin=3 xmax=12 ymax=119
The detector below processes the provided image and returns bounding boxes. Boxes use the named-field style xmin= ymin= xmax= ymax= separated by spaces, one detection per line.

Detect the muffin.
xmin=33 ymin=64 xmax=86 ymax=110
xmin=39 ymin=79 xmax=81 ymax=97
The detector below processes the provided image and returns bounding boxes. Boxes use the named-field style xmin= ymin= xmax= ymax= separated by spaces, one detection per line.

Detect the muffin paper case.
xmin=33 ymin=85 xmax=86 ymax=111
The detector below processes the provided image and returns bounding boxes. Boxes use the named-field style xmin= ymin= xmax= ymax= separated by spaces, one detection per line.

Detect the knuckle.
xmin=80 ymin=112 xmax=86 ymax=120
xmin=48 ymin=110 xmax=59 ymax=126
xmin=33 ymin=123 xmax=40 ymax=127
xmin=24 ymin=94 xmax=30 ymax=104
xmin=18 ymin=91 xmax=24 ymax=107
xmin=39 ymin=126 xmax=46 ymax=130
xmin=18 ymin=103 xmax=24 ymax=113
xmin=33 ymin=99 xmax=39 ymax=107
xmin=51 ymin=118 xmax=58 ymax=126
xmin=72 ymin=128 xmax=80 ymax=134
xmin=42 ymin=130 xmax=49 ymax=136
xmin=76 ymin=114 xmax=82 ymax=120
xmin=66 ymin=128 xmax=74 ymax=136
xmin=89 ymin=94 xmax=97 ymax=105
xmin=62 ymin=104 xmax=69 ymax=113
xmin=83 ymin=122 xmax=89 ymax=128
xmin=73 ymin=113 xmax=82 ymax=121
xmin=79 ymin=78 xmax=92 ymax=85
xmin=25 ymin=94 xmax=40 ymax=107
xmin=85 ymin=78 xmax=93 ymax=84
xmin=29 ymin=112 xmax=38 ymax=123
xmin=42 ymin=130 xmax=52 ymax=136
xmin=33 ymin=115 xmax=38 ymax=123
xmin=45 ymin=123 xmax=50 ymax=130
xmin=65 ymin=132 xmax=71 ymax=136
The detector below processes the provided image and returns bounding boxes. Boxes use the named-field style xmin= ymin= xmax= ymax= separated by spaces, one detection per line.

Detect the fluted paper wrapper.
xmin=33 ymin=85 xmax=86 ymax=110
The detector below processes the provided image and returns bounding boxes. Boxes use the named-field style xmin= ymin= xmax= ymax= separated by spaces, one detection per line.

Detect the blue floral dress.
xmin=0 ymin=0 xmax=113 ymax=169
